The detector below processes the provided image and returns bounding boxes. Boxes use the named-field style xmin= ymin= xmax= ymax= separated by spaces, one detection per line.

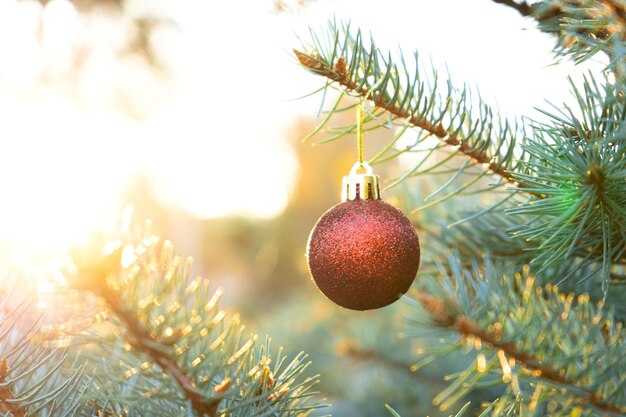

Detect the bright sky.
xmin=0 ymin=0 xmax=602 ymax=258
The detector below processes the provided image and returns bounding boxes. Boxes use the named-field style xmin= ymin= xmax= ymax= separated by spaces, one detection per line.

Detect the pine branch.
xmin=508 ymin=76 xmax=626 ymax=293
xmin=293 ymin=21 xmax=534 ymax=208
xmin=0 ymin=360 xmax=26 ymax=417
xmin=407 ymin=258 xmax=626 ymax=416
xmin=491 ymin=0 xmax=533 ymax=17
xmin=294 ymin=49 xmax=521 ymax=190
xmin=406 ymin=73 xmax=626 ymax=293
xmin=415 ymin=213 xmax=533 ymax=263
xmin=92 ymin=267 xmax=221 ymax=417
xmin=415 ymin=205 xmax=626 ymax=322
xmin=0 ymin=293 xmax=87 ymax=417
xmin=336 ymin=341 xmax=443 ymax=385
xmin=67 ymin=226 xmax=325 ymax=417
xmin=416 ymin=293 xmax=621 ymax=414
xmin=532 ymin=0 xmax=626 ymax=73
xmin=295 ymin=19 xmax=625 ymax=296
xmin=340 ymin=344 xmax=411 ymax=376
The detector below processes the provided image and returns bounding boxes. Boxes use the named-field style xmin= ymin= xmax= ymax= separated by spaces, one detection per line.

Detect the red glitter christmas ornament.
xmin=307 ymin=161 xmax=421 ymax=310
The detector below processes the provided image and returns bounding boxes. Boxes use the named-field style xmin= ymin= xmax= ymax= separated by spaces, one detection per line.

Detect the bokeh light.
xmin=0 ymin=0 xmax=602 ymax=270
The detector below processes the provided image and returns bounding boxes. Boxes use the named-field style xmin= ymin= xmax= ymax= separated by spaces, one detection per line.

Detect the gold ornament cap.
xmin=342 ymin=161 xmax=380 ymax=201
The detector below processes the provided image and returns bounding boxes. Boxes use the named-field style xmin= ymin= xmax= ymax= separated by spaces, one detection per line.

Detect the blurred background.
xmin=0 ymin=0 xmax=602 ymax=415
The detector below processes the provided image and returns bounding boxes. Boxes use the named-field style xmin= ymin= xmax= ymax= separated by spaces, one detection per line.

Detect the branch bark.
xmin=100 ymin=286 xmax=221 ymax=417
xmin=491 ymin=0 xmax=533 ymax=17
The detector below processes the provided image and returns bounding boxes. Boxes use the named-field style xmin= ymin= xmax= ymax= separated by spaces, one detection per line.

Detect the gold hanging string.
xmin=357 ymin=102 xmax=365 ymax=168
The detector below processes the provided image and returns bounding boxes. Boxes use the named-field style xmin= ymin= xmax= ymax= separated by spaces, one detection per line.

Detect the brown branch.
xmin=102 ymin=287 xmax=221 ymax=416
xmin=294 ymin=50 xmax=526 ymax=192
xmin=339 ymin=343 xmax=415 ymax=376
xmin=412 ymin=290 xmax=626 ymax=415
xmin=75 ymin=249 xmax=221 ymax=417
xmin=336 ymin=342 xmax=445 ymax=385
xmin=601 ymin=0 xmax=626 ymax=23
xmin=0 ymin=359 xmax=27 ymax=417
xmin=491 ymin=0 xmax=534 ymax=17
xmin=601 ymin=0 xmax=626 ymax=39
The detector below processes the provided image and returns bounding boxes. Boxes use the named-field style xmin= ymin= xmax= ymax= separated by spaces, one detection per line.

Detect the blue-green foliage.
xmin=510 ymin=76 xmax=626 ymax=294
xmin=296 ymin=19 xmax=526 ymax=204
xmin=0 ymin=290 xmax=87 ymax=416
xmin=534 ymin=0 xmax=626 ymax=74
xmin=295 ymin=1 xmax=626 ymax=415
xmin=295 ymin=13 xmax=626 ymax=294
xmin=405 ymin=257 xmax=625 ymax=416
xmin=61 ymin=227 xmax=326 ymax=417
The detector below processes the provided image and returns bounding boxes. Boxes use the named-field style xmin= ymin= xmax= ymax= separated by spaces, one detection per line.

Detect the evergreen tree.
xmin=294 ymin=0 xmax=626 ymax=416
xmin=2 ymin=1 xmax=625 ymax=416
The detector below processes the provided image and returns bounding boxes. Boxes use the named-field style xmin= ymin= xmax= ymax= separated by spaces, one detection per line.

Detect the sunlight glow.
xmin=0 ymin=0 xmax=300 ymax=261
xmin=0 ymin=93 xmax=127 ymax=251
xmin=0 ymin=0 xmax=605 ymax=271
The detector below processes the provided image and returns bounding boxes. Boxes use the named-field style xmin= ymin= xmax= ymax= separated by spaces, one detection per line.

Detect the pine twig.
xmin=101 ymin=286 xmax=221 ymax=417
xmin=491 ymin=0 xmax=533 ymax=17
xmin=413 ymin=291 xmax=625 ymax=415
xmin=336 ymin=342 xmax=444 ymax=385
xmin=75 ymin=250 xmax=221 ymax=417
xmin=0 ymin=359 xmax=27 ymax=417
xmin=294 ymin=51 xmax=525 ymax=192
